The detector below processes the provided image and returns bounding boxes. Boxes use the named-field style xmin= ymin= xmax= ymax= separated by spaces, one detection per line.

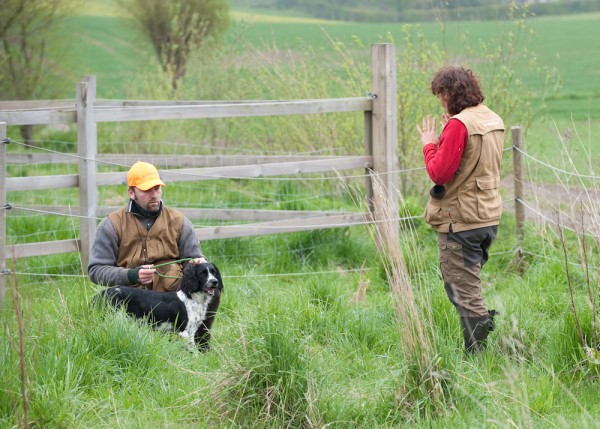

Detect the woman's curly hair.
xmin=430 ymin=66 xmax=485 ymax=115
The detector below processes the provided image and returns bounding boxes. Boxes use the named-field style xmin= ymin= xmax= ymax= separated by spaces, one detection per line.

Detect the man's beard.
xmin=146 ymin=200 xmax=160 ymax=212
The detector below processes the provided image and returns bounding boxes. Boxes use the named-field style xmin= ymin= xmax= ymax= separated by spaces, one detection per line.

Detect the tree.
xmin=0 ymin=0 xmax=75 ymax=143
xmin=122 ymin=0 xmax=230 ymax=90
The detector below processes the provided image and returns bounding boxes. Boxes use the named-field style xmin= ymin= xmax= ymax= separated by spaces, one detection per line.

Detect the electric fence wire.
xmin=4 ymin=138 xmax=599 ymax=280
xmin=8 ymin=138 xmax=426 ymax=181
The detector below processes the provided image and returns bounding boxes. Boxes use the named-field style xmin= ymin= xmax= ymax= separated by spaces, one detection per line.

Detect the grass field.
xmin=2 ymin=208 xmax=600 ymax=427
xmin=58 ymin=3 xmax=599 ymax=176
xmin=67 ymin=4 xmax=600 ymax=115
xmin=232 ymin=12 xmax=600 ymax=108
xmin=2 ymin=2 xmax=600 ymax=428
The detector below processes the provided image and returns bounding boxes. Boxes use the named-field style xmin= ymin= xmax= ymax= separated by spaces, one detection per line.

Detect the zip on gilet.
xmin=424 ymin=104 xmax=505 ymax=233
xmin=108 ymin=206 xmax=184 ymax=291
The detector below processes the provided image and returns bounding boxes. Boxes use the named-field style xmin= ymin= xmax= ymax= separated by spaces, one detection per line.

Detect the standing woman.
xmin=416 ymin=66 xmax=505 ymax=353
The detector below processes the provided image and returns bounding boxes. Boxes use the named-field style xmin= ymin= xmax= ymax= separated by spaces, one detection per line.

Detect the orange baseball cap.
xmin=127 ymin=161 xmax=165 ymax=191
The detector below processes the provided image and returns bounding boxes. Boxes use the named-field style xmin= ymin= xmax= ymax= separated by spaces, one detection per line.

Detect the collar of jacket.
xmin=127 ymin=199 xmax=163 ymax=219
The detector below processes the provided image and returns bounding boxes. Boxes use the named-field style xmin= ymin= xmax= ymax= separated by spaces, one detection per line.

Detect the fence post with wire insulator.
xmin=512 ymin=126 xmax=525 ymax=241
xmin=370 ymin=43 xmax=399 ymax=249
xmin=77 ymin=76 xmax=98 ymax=271
xmin=511 ymin=126 xmax=525 ymax=272
xmin=1 ymin=122 xmax=7 ymax=303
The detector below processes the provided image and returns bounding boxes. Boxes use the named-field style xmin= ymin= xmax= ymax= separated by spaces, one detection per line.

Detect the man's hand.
xmin=416 ymin=115 xmax=440 ymax=147
xmin=190 ymin=257 xmax=207 ymax=265
xmin=138 ymin=265 xmax=156 ymax=285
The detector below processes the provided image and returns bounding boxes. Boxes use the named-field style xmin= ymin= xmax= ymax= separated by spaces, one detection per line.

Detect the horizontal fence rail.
xmin=5 ymin=153 xmax=349 ymax=166
xmin=5 ymin=156 xmax=373 ymax=191
xmin=0 ymin=98 xmax=374 ymax=126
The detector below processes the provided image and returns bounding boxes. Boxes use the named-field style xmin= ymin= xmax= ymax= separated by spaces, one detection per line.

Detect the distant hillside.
xmin=232 ymin=0 xmax=600 ymax=22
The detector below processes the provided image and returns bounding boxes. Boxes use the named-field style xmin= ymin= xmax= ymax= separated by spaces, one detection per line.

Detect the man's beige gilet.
xmin=108 ymin=206 xmax=184 ymax=291
xmin=424 ymin=104 xmax=505 ymax=233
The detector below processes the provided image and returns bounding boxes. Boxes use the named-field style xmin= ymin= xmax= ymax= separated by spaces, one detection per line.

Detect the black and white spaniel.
xmin=97 ymin=261 xmax=223 ymax=351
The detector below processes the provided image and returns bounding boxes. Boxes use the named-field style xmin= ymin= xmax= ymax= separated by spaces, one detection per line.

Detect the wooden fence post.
xmin=364 ymin=110 xmax=374 ymax=215
xmin=77 ymin=76 xmax=98 ymax=271
xmin=512 ymin=126 xmax=525 ymax=242
xmin=370 ymin=43 xmax=399 ymax=245
xmin=0 ymin=122 xmax=7 ymax=303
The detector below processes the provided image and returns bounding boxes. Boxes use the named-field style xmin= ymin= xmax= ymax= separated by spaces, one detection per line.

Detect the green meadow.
xmin=58 ymin=5 xmax=599 ymax=175
xmin=236 ymin=12 xmax=600 ymax=107
xmin=2 ymin=2 xmax=600 ymax=428
xmin=66 ymin=7 xmax=600 ymax=116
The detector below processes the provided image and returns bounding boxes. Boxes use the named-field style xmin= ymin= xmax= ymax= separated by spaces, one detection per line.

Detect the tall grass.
xmin=4 ymin=208 xmax=600 ymax=426
xmin=548 ymin=121 xmax=600 ymax=376
xmin=362 ymin=173 xmax=447 ymax=416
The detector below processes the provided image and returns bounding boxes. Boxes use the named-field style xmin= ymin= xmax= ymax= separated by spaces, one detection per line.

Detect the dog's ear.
xmin=210 ymin=263 xmax=224 ymax=290
xmin=180 ymin=264 xmax=197 ymax=298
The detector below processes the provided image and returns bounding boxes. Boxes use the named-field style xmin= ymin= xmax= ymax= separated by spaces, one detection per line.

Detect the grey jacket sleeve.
xmin=179 ymin=216 xmax=203 ymax=260
xmin=87 ymin=217 xmax=131 ymax=287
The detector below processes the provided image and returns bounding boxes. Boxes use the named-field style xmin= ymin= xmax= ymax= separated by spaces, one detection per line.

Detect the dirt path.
xmin=500 ymin=175 xmax=600 ymax=233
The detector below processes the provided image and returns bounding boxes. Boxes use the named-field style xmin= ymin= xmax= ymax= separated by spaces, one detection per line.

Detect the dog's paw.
xmin=197 ymin=343 xmax=211 ymax=353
